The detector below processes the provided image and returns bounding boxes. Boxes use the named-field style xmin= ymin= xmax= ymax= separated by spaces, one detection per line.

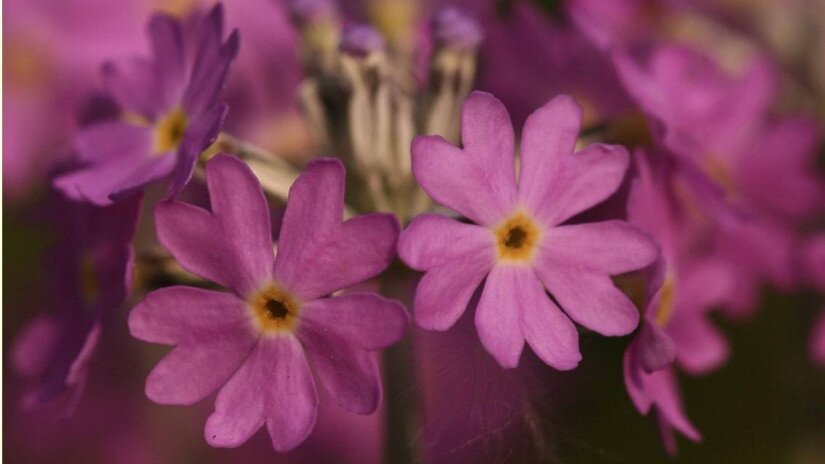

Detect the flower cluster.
xmin=5 ymin=0 xmax=825 ymax=462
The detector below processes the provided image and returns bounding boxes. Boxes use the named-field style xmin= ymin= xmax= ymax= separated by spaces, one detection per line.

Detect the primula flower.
xmin=623 ymin=150 xmax=730 ymax=454
xmin=128 ymin=155 xmax=408 ymax=451
xmin=11 ymin=191 xmax=141 ymax=409
xmin=54 ymin=5 xmax=239 ymax=206
xmin=398 ymin=91 xmax=658 ymax=369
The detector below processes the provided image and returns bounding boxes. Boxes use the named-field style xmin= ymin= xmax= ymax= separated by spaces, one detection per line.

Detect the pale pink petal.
xmin=145 ymin=324 xmax=256 ymax=405
xmin=540 ymin=220 xmax=658 ymax=275
xmin=128 ymin=286 xmax=250 ymax=345
xmin=519 ymin=269 xmax=581 ymax=370
xmin=668 ymin=310 xmax=729 ymax=375
xmin=534 ymin=259 xmax=639 ymax=336
xmin=411 ymin=92 xmax=517 ymax=226
xmin=155 ymin=155 xmax=274 ymax=296
xmin=474 ymin=266 xmax=525 ymax=368
xmin=398 ymin=213 xmax=493 ymax=271
xmin=298 ymin=324 xmax=381 ymax=414
xmin=531 ymin=143 xmax=630 ymax=226
xmin=275 ymin=212 xmax=399 ymax=301
xmin=518 ymin=94 xmax=581 ymax=212
xmin=636 ymin=319 xmax=676 ymax=373
xmin=413 ymin=247 xmax=495 ymax=331
xmin=299 ymin=293 xmax=408 ymax=350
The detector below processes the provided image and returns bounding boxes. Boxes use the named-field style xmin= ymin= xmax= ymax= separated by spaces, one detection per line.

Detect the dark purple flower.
xmin=54 ymin=5 xmax=239 ymax=205
xmin=399 ymin=91 xmax=658 ymax=369
xmin=128 ymin=155 xmax=407 ymax=452
xmin=11 ymin=191 xmax=141 ymax=409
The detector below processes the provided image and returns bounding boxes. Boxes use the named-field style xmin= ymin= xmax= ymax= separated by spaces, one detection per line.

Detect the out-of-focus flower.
xmin=129 ymin=155 xmax=407 ymax=451
xmin=54 ymin=5 xmax=239 ymax=206
xmin=398 ymin=91 xmax=657 ymax=369
xmin=11 ymin=190 xmax=141 ymax=409
xmin=2 ymin=0 xmax=150 ymax=201
xmin=623 ymin=150 xmax=730 ymax=454
xmin=614 ymin=44 xmax=823 ymax=316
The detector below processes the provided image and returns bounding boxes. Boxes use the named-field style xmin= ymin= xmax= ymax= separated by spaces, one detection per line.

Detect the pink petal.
xmin=474 ymin=266 xmax=526 ymax=368
xmin=398 ymin=213 xmax=493 ymax=271
xmin=128 ymin=286 xmax=250 ymax=345
xmin=623 ymin=353 xmax=701 ymax=452
xmin=635 ymin=318 xmax=676 ymax=373
xmin=534 ymin=259 xmax=639 ymax=336
xmin=145 ymin=324 xmax=256 ymax=405
xmin=299 ymin=293 xmax=408 ymax=350
xmin=668 ymin=310 xmax=729 ymax=375
xmin=541 ymin=220 xmax=658 ymax=275
xmin=264 ymin=337 xmax=319 ymax=451
xmin=298 ymin=324 xmax=381 ymax=414
xmin=275 ymin=212 xmax=399 ymax=301
xmin=155 ymin=155 xmax=274 ymax=296
xmin=11 ymin=315 xmax=60 ymax=379
xmin=517 ymin=94 xmax=581 ymax=213
xmin=413 ymin=247 xmax=495 ymax=331
xmin=531 ymin=143 xmax=630 ymax=226
xmin=205 ymin=337 xmax=318 ymax=452
xmin=519 ymin=268 xmax=581 ymax=370
xmin=411 ymin=92 xmax=518 ymax=226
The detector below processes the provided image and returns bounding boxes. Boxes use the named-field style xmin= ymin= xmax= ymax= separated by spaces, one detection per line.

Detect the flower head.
xmin=11 ymin=190 xmax=141 ymax=410
xmin=54 ymin=4 xmax=239 ymax=206
xmin=398 ymin=91 xmax=658 ymax=369
xmin=623 ymin=150 xmax=731 ymax=454
xmin=128 ymin=154 xmax=407 ymax=451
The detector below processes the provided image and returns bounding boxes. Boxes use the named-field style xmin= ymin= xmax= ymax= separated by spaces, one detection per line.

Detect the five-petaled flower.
xmin=54 ymin=5 xmax=239 ymax=205
xmin=398 ymin=91 xmax=658 ymax=369
xmin=128 ymin=155 xmax=408 ymax=452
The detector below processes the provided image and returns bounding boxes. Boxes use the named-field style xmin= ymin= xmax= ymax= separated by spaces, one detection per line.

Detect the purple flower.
xmin=54 ymin=5 xmax=239 ymax=206
xmin=398 ymin=91 xmax=658 ymax=369
xmin=11 ymin=191 xmax=141 ymax=410
xmin=128 ymin=155 xmax=408 ymax=452
xmin=623 ymin=150 xmax=731 ymax=454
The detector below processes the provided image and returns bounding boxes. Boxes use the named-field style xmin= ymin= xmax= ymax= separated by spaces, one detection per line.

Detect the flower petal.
xmin=541 ymin=221 xmax=658 ymax=275
xmin=155 ymin=155 xmax=274 ymax=296
xmin=167 ymin=103 xmax=228 ymax=198
xmin=411 ymin=92 xmax=517 ymax=226
xmin=517 ymin=94 xmax=581 ymax=212
xmin=413 ymin=246 xmax=494 ymax=331
xmin=398 ymin=213 xmax=493 ymax=271
xmin=518 ymin=268 xmax=581 ymax=370
xmin=147 ymin=13 xmax=186 ymax=109
xmin=668 ymin=310 xmax=729 ymax=375
xmin=534 ymin=259 xmax=639 ymax=336
xmin=145 ymin=324 xmax=256 ymax=405
xmin=474 ymin=266 xmax=526 ymax=368
xmin=264 ymin=336 xmax=319 ymax=452
xmin=298 ymin=324 xmax=381 ymax=415
xmin=128 ymin=286 xmax=250 ymax=345
xmin=205 ymin=336 xmax=318 ymax=452
xmin=532 ymin=143 xmax=629 ymax=226
xmin=300 ymin=293 xmax=408 ymax=350
xmin=276 ymin=206 xmax=399 ymax=300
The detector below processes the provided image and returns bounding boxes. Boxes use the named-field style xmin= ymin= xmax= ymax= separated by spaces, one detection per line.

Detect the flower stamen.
xmin=494 ymin=212 xmax=541 ymax=262
xmin=248 ymin=284 xmax=301 ymax=334
xmin=153 ymin=107 xmax=188 ymax=155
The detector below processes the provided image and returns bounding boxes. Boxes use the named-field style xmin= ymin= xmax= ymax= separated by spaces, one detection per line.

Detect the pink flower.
xmin=398 ymin=91 xmax=658 ymax=369
xmin=624 ymin=150 xmax=731 ymax=454
xmin=128 ymin=155 xmax=408 ymax=451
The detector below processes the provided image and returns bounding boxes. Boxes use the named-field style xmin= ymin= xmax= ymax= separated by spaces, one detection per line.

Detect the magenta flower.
xmin=128 ymin=155 xmax=408 ymax=451
xmin=398 ymin=91 xmax=657 ymax=369
xmin=623 ymin=150 xmax=731 ymax=454
xmin=11 ymin=190 xmax=141 ymax=409
xmin=54 ymin=5 xmax=239 ymax=206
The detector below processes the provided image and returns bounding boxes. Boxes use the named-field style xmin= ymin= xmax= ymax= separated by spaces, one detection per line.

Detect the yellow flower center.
xmin=152 ymin=107 xmax=188 ymax=155
xmin=654 ymin=275 xmax=677 ymax=327
xmin=493 ymin=211 xmax=542 ymax=263
xmin=248 ymin=283 xmax=301 ymax=334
